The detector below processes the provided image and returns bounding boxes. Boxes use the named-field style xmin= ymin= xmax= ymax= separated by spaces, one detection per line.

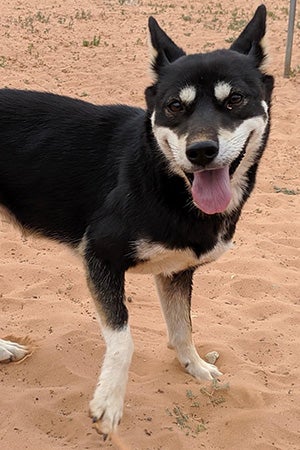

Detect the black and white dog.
xmin=0 ymin=5 xmax=273 ymax=437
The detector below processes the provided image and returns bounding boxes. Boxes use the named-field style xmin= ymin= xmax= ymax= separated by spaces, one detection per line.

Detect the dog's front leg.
xmin=84 ymin=252 xmax=133 ymax=436
xmin=155 ymin=270 xmax=222 ymax=381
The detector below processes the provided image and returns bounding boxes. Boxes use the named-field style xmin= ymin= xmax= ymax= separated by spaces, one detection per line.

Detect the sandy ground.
xmin=0 ymin=0 xmax=299 ymax=449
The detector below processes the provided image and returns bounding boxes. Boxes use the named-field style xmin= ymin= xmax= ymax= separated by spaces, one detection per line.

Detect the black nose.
xmin=186 ymin=141 xmax=219 ymax=167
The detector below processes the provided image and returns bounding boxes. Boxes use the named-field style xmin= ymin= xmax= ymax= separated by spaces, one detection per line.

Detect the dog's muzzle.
xmin=186 ymin=141 xmax=219 ymax=168
xmin=184 ymin=140 xmax=232 ymax=215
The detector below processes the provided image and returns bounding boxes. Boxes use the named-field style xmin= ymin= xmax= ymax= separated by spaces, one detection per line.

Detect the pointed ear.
xmin=230 ymin=5 xmax=268 ymax=69
xmin=148 ymin=17 xmax=186 ymax=79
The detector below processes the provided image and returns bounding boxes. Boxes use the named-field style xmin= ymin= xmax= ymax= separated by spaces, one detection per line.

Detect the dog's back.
xmin=0 ymin=89 xmax=144 ymax=243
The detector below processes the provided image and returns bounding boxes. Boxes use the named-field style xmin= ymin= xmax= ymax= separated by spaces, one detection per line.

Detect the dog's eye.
xmin=226 ymin=93 xmax=244 ymax=110
xmin=167 ymin=100 xmax=184 ymax=113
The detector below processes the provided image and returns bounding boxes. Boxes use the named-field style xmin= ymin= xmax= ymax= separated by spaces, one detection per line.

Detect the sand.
xmin=0 ymin=1 xmax=299 ymax=449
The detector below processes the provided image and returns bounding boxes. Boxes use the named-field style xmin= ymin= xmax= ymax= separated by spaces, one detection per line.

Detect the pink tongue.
xmin=191 ymin=166 xmax=232 ymax=215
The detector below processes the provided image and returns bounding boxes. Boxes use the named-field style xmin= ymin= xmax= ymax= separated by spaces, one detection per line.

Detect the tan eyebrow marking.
xmin=179 ymin=85 xmax=197 ymax=104
xmin=214 ymin=81 xmax=232 ymax=102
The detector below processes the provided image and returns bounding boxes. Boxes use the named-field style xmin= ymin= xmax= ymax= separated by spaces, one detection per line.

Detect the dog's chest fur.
xmin=130 ymin=237 xmax=232 ymax=275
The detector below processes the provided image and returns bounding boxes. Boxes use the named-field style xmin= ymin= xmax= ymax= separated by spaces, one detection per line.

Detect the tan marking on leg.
xmin=155 ymin=272 xmax=222 ymax=380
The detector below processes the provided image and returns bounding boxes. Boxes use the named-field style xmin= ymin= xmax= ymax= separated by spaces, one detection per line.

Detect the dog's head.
xmin=146 ymin=5 xmax=274 ymax=215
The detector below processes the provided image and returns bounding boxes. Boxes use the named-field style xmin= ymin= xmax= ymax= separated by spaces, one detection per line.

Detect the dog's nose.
xmin=186 ymin=141 xmax=219 ymax=167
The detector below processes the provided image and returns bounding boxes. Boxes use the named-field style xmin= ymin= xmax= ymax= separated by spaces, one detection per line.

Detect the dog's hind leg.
xmin=155 ymin=270 xmax=222 ymax=381
xmin=83 ymin=251 xmax=133 ymax=436
xmin=0 ymin=338 xmax=30 ymax=362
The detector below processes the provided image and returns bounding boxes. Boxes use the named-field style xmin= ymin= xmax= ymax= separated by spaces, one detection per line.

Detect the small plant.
xmin=281 ymin=7 xmax=289 ymax=15
xmin=75 ymin=10 xmax=91 ymax=20
xmin=289 ymin=64 xmax=300 ymax=78
xmin=200 ymin=379 xmax=230 ymax=406
xmin=83 ymin=36 xmax=101 ymax=47
xmin=28 ymin=43 xmax=34 ymax=55
xmin=202 ymin=42 xmax=215 ymax=50
xmin=35 ymin=11 xmax=50 ymax=23
xmin=228 ymin=9 xmax=247 ymax=31
xmin=166 ymin=388 xmax=207 ymax=436
xmin=274 ymin=186 xmax=300 ymax=195
xmin=186 ymin=389 xmax=196 ymax=399
xmin=173 ymin=405 xmax=189 ymax=429
xmin=267 ymin=11 xmax=279 ymax=20
xmin=135 ymin=37 xmax=143 ymax=46
xmin=17 ymin=15 xmax=34 ymax=32
xmin=195 ymin=422 xmax=207 ymax=432
xmin=225 ymin=36 xmax=235 ymax=43
xmin=92 ymin=36 xmax=100 ymax=46
xmin=167 ymin=404 xmax=207 ymax=435
xmin=186 ymin=389 xmax=200 ymax=407
xmin=0 ymin=56 xmax=6 ymax=68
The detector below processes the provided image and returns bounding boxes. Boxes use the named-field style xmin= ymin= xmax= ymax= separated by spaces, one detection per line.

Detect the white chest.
xmin=129 ymin=238 xmax=232 ymax=276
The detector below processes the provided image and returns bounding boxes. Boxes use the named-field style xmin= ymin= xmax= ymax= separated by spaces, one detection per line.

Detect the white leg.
xmin=83 ymin=245 xmax=133 ymax=435
xmin=155 ymin=271 xmax=222 ymax=380
xmin=0 ymin=338 xmax=30 ymax=362
xmin=89 ymin=324 xmax=134 ymax=435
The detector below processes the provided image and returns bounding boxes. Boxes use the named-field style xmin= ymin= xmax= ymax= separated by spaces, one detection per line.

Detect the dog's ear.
xmin=230 ymin=5 xmax=268 ymax=69
xmin=148 ymin=17 xmax=186 ymax=79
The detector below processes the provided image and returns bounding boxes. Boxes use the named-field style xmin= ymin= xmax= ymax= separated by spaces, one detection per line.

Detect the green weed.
xmin=75 ymin=10 xmax=91 ymax=20
xmin=267 ymin=11 xmax=279 ymax=20
xmin=228 ymin=9 xmax=247 ymax=31
xmin=274 ymin=186 xmax=300 ymax=195
xmin=35 ymin=11 xmax=50 ymax=23
xmin=0 ymin=56 xmax=6 ymax=68
xmin=200 ymin=379 xmax=230 ymax=406
xmin=83 ymin=36 xmax=101 ymax=47
xmin=225 ymin=36 xmax=235 ymax=43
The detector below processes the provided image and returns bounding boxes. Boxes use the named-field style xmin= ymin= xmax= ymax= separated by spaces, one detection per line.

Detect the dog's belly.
xmin=129 ymin=239 xmax=232 ymax=275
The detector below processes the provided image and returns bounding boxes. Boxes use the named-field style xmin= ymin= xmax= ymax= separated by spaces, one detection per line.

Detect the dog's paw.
xmin=185 ymin=356 xmax=222 ymax=381
xmin=89 ymin=388 xmax=124 ymax=436
xmin=0 ymin=338 xmax=31 ymax=363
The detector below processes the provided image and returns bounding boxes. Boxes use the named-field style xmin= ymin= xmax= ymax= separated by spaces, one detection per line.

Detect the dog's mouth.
xmin=187 ymin=167 xmax=231 ymax=215
xmin=185 ymin=136 xmax=251 ymax=215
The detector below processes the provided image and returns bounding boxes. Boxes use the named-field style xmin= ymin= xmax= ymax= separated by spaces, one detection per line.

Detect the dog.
xmin=0 ymin=4 xmax=273 ymax=438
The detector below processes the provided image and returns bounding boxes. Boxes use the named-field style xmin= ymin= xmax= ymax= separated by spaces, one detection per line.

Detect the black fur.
xmin=0 ymin=5 xmax=274 ymax=433
xmin=230 ymin=4 xmax=267 ymax=66
xmin=0 ymin=6 xmax=273 ymax=332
